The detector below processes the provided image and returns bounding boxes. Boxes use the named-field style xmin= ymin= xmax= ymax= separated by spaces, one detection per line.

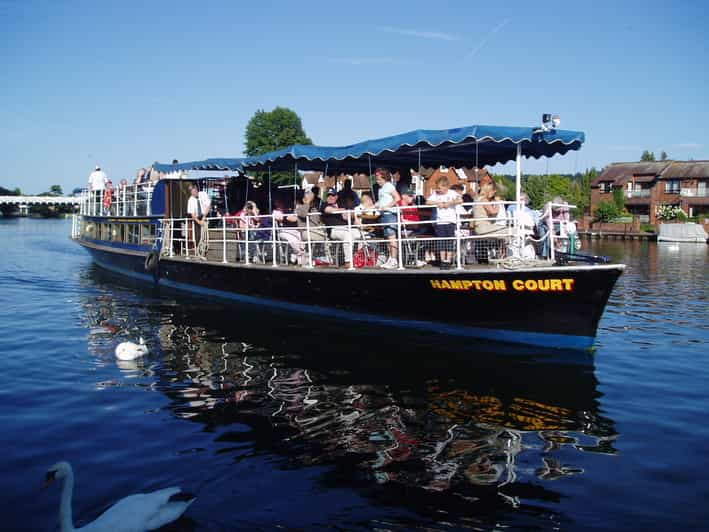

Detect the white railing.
xmin=627 ymin=189 xmax=651 ymax=198
xmin=154 ymin=202 xmax=577 ymax=270
xmin=680 ymin=188 xmax=709 ymax=198
xmin=79 ymin=184 xmax=154 ymax=217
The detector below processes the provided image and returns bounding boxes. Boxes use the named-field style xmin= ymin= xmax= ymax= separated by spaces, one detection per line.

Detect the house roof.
xmin=659 ymin=161 xmax=709 ymax=179
xmin=591 ymin=161 xmax=671 ymax=186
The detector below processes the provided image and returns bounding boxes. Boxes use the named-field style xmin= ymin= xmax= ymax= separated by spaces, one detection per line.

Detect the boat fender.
xmin=144 ymin=250 xmax=159 ymax=273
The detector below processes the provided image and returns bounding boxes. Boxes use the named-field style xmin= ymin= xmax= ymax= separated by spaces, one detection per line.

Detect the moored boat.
xmin=72 ymin=121 xmax=625 ymax=351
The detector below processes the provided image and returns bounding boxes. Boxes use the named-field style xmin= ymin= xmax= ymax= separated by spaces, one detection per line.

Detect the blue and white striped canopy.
xmin=241 ymin=124 xmax=585 ymax=172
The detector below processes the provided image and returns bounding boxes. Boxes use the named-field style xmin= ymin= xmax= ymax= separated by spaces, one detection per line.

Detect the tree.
xmin=13 ymin=187 xmax=22 ymax=195
xmin=244 ymin=107 xmax=312 ymax=157
xmin=640 ymin=150 xmax=656 ymax=162
xmin=594 ymin=200 xmax=620 ymax=223
xmin=612 ymin=186 xmax=625 ymax=212
xmin=660 ymin=151 xmax=668 ymax=161
xmin=49 ymin=185 xmax=63 ymax=196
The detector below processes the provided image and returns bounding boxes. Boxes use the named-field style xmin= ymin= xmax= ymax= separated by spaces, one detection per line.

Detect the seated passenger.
xmin=320 ymin=187 xmax=363 ymax=269
xmin=295 ymin=189 xmax=328 ymax=263
xmin=426 ymin=176 xmax=462 ymax=269
xmin=273 ymin=199 xmax=305 ymax=265
xmin=355 ymin=191 xmax=380 ymax=234
xmin=506 ymin=192 xmax=538 ymax=235
xmin=237 ymin=200 xmax=266 ymax=262
xmin=472 ymin=183 xmax=507 ymax=236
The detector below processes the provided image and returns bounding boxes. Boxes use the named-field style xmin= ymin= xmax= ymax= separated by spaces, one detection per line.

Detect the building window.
xmin=599 ymin=182 xmax=613 ymax=193
xmin=665 ymin=179 xmax=680 ymax=194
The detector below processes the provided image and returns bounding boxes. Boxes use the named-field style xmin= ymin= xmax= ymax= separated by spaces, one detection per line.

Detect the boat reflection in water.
xmin=84 ymin=270 xmax=618 ymax=524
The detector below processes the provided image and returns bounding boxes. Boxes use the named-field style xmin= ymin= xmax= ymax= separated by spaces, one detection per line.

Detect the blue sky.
xmin=1 ymin=0 xmax=707 ymax=193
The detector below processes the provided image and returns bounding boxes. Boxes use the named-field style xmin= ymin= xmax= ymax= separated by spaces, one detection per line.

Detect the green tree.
xmin=660 ymin=150 xmax=668 ymax=161
xmin=49 ymin=185 xmax=63 ymax=196
xmin=13 ymin=187 xmax=22 ymax=195
xmin=244 ymin=107 xmax=312 ymax=157
xmin=593 ymin=200 xmax=620 ymax=223
xmin=612 ymin=186 xmax=625 ymax=212
xmin=640 ymin=150 xmax=656 ymax=161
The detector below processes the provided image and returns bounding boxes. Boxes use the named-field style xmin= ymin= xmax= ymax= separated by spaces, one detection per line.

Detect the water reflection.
xmin=82 ymin=267 xmax=618 ymax=526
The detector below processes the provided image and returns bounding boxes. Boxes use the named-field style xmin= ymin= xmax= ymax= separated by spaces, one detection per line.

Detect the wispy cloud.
xmin=330 ymin=57 xmax=398 ymax=66
xmin=377 ymin=26 xmax=459 ymax=41
xmin=468 ymin=19 xmax=510 ymax=58
xmin=673 ymin=142 xmax=701 ymax=149
xmin=608 ymin=145 xmax=642 ymax=151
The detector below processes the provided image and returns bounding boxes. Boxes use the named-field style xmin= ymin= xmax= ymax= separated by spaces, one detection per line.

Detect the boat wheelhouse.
xmin=72 ymin=123 xmax=625 ymax=351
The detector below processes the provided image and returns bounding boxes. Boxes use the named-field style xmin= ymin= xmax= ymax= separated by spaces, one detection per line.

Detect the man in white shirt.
xmin=87 ymin=165 xmax=108 ymax=215
xmin=187 ymin=184 xmax=211 ymax=247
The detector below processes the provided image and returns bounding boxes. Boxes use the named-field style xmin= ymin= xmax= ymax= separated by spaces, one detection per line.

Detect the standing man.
xmin=87 ymin=165 xmax=107 ymax=215
xmin=187 ymin=184 xmax=211 ymax=249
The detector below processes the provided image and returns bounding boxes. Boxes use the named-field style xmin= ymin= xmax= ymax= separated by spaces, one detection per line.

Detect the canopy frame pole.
xmin=515 ymin=143 xmax=522 ymax=240
xmin=268 ymin=166 xmax=272 ymax=213
xmin=417 ymin=148 xmax=422 ymax=196
xmin=368 ymin=155 xmax=374 ymax=196
xmin=293 ymin=162 xmax=298 ymax=209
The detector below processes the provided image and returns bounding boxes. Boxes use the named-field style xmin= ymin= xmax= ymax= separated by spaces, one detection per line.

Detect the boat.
xmin=657 ymin=222 xmax=709 ymax=243
xmin=71 ymin=121 xmax=625 ymax=351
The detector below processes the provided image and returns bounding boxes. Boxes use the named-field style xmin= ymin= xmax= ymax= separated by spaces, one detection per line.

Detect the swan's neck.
xmin=59 ymin=469 xmax=76 ymax=532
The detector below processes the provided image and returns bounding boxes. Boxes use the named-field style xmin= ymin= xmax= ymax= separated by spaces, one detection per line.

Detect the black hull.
xmin=79 ymin=240 xmax=624 ymax=351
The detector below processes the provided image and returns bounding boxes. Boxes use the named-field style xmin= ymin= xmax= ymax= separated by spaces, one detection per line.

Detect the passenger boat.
xmin=71 ymin=122 xmax=625 ymax=351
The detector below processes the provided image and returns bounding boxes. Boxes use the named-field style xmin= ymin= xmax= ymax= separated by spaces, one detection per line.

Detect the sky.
xmin=1 ymin=0 xmax=708 ymax=194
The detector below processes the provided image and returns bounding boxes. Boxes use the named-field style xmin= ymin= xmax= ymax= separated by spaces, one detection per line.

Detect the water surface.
xmin=0 ymin=218 xmax=707 ymax=530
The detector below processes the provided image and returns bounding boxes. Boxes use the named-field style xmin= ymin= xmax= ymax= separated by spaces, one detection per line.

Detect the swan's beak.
xmin=43 ymin=470 xmax=56 ymax=489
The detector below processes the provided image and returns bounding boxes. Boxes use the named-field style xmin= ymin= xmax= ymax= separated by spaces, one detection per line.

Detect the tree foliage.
xmin=518 ymin=168 xmax=596 ymax=217
xmin=612 ymin=186 xmax=625 ymax=212
xmin=244 ymin=107 xmax=312 ymax=157
xmin=49 ymin=185 xmax=63 ymax=196
xmin=594 ymin=200 xmax=620 ymax=222
xmin=660 ymin=150 xmax=668 ymax=161
xmin=641 ymin=150 xmax=656 ymax=162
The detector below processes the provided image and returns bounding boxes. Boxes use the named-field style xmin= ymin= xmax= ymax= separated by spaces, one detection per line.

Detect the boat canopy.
xmin=153 ymin=158 xmax=244 ymax=174
xmin=241 ymin=125 xmax=585 ymax=172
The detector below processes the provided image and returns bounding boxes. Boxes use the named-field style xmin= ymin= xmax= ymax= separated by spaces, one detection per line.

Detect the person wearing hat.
xmin=320 ymin=187 xmax=362 ymax=268
xmin=87 ymin=165 xmax=108 ymax=215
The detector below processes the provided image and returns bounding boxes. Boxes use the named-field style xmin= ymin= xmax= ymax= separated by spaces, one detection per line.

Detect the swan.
xmin=115 ymin=338 xmax=149 ymax=361
xmin=45 ymin=461 xmax=195 ymax=532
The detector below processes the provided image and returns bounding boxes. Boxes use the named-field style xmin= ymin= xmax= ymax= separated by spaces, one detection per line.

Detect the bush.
xmin=656 ymin=204 xmax=687 ymax=221
xmin=593 ymin=200 xmax=620 ymax=223
xmin=640 ymin=223 xmax=656 ymax=233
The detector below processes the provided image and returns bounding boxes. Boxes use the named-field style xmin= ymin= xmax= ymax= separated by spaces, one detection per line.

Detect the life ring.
xmin=144 ymin=250 xmax=159 ymax=273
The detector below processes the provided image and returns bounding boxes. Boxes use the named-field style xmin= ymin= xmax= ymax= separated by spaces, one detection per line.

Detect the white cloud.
xmin=673 ymin=143 xmax=700 ymax=149
xmin=330 ymin=57 xmax=397 ymax=66
xmin=377 ymin=26 xmax=459 ymax=41
xmin=468 ymin=19 xmax=510 ymax=58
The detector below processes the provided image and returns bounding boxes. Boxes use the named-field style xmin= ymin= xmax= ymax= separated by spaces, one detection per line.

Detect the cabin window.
xmin=82 ymin=222 xmax=96 ymax=239
xmin=665 ymin=180 xmax=680 ymax=194
xmin=100 ymin=223 xmax=110 ymax=241
xmin=126 ymin=224 xmax=140 ymax=245
xmin=141 ymin=224 xmax=157 ymax=246
xmin=110 ymin=224 xmax=123 ymax=242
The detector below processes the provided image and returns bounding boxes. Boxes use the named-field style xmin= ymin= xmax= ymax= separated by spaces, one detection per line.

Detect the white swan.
xmin=115 ymin=338 xmax=149 ymax=361
xmin=45 ymin=461 xmax=195 ymax=532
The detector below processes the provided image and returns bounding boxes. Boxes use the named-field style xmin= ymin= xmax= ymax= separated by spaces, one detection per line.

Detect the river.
xmin=1 ymin=218 xmax=707 ymax=530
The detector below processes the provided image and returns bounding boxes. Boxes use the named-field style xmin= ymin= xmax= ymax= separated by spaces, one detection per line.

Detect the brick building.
xmin=590 ymin=160 xmax=709 ymax=224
